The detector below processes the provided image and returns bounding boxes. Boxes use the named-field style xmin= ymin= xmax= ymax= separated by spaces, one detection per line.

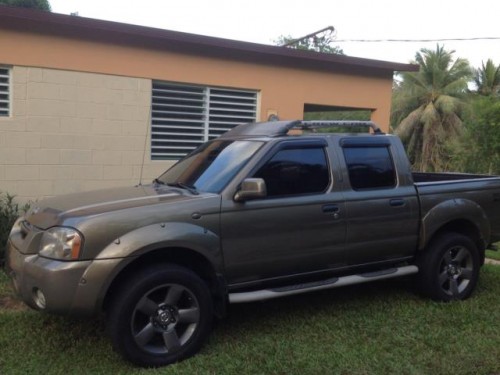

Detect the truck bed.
xmin=413 ymin=172 xmax=500 ymax=244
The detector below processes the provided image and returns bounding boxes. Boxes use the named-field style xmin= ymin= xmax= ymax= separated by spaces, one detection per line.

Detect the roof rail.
xmin=220 ymin=120 xmax=384 ymax=139
xmin=297 ymin=120 xmax=383 ymax=134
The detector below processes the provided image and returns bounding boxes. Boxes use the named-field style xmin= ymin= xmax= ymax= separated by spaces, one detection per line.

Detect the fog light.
xmin=33 ymin=288 xmax=46 ymax=310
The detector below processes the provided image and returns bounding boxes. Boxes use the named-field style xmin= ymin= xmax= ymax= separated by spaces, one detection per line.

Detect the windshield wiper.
xmin=166 ymin=182 xmax=199 ymax=195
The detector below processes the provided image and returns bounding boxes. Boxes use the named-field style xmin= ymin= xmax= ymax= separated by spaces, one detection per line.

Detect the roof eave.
xmin=0 ymin=5 xmax=419 ymax=74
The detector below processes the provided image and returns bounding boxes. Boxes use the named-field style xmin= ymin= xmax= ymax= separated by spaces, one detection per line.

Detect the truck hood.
xmin=25 ymin=185 xmax=201 ymax=229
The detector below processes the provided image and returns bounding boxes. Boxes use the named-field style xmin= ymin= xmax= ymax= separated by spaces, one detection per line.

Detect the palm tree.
xmin=473 ymin=59 xmax=500 ymax=96
xmin=393 ymin=45 xmax=471 ymax=172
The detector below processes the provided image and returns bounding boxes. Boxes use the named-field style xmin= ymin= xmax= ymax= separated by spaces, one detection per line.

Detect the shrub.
xmin=448 ymin=97 xmax=500 ymax=174
xmin=0 ymin=192 xmax=30 ymax=265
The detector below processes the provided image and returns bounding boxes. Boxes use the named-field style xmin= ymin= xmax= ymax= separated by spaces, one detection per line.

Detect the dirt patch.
xmin=0 ymin=296 xmax=28 ymax=311
xmin=485 ymin=258 xmax=500 ymax=266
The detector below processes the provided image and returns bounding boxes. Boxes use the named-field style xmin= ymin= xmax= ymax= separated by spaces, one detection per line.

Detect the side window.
xmin=253 ymin=147 xmax=329 ymax=197
xmin=343 ymin=146 xmax=396 ymax=190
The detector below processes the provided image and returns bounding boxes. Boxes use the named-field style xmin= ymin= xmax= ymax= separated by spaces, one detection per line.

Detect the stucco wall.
xmin=0 ymin=66 xmax=169 ymax=202
xmin=0 ymin=29 xmax=393 ymax=127
xmin=0 ymin=27 xmax=396 ymax=202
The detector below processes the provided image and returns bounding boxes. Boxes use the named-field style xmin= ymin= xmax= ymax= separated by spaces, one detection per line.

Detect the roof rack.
xmin=220 ymin=120 xmax=384 ymax=139
xmin=297 ymin=120 xmax=383 ymax=134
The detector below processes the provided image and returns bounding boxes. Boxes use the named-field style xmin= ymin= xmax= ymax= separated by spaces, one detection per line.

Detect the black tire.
xmin=416 ymin=232 xmax=480 ymax=301
xmin=107 ymin=264 xmax=213 ymax=367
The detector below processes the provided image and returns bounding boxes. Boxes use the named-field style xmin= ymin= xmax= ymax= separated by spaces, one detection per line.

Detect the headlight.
xmin=39 ymin=227 xmax=83 ymax=261
xmin=9 ymin=217 xmax=24 ymax=236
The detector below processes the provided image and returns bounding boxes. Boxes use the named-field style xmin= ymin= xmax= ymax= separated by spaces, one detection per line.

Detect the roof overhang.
xmin=0 ymin=5 xmax=419 ymax=76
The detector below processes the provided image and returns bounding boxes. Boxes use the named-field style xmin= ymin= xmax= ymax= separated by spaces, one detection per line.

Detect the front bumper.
xmin=5 ymin=239 xmax=122 ymax=316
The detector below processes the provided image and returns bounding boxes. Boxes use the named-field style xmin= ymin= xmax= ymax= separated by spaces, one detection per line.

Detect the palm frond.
xmin=395 ymin=107 xmax=424 ymax=140
xmin=392 ymin=44 xmax=471 ymax=171
xmin=473 ymin=59 xmax=500 ymax=96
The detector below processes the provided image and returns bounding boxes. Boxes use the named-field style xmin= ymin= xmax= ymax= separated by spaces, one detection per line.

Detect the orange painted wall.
xmin=0 ymin=29 xmax=393 ymax=130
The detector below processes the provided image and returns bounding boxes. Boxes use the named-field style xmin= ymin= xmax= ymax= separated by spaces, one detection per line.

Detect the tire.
xmin=107 ymin=264 xmax=214 ymax=367
xmin=416 ymin=232 xmax=480 ymax=301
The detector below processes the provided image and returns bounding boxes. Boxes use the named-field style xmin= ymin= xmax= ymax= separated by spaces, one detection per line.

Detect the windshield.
xmin=157 ymin=140 xmax=263 ymax=193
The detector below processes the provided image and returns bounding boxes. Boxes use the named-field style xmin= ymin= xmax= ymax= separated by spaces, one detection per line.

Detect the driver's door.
xmin=220 ymin=141 xmax=346 ymax=287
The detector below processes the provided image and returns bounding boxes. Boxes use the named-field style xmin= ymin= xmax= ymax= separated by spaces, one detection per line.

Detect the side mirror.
xmin=234 ymin=178 xmax=267 ymax=202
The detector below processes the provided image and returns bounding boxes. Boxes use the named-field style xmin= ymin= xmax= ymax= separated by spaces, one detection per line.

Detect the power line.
xmin=335 ymin=37 xmax=500 ymax=43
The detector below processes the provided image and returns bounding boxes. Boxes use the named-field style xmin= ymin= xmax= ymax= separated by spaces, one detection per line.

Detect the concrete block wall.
xmin=0 ymin=66 xmax=172 ymax=202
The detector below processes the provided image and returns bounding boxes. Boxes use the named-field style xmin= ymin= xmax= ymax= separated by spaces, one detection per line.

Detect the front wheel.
xmin=417 ymin=233 xmax=480 ymax=301
xmin=107 ymin=264 xmax=214 ymax=367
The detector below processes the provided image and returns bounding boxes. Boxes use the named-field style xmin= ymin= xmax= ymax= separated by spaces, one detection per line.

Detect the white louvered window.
xmin=151 ymin=81 xmax=258 ymax=160
xmin=0 ymin=67 xmax=10 ymax=117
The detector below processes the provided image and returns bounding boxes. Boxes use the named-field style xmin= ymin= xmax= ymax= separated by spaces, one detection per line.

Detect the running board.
xmin=228 ymin=265 xmax=418 ymax=303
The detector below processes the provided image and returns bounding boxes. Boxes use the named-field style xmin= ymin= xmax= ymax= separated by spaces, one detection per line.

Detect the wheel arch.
xmin=419 ymin=198 xmax=489 ymax=257
xmin=421 ymin=219 xmax=486 ymax=264
xmin=101 ymin=247 xmax=227 ymax=318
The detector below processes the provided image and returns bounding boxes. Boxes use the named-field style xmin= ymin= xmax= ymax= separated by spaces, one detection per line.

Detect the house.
xmin=0 ymin=5 xmax=417 ymax=201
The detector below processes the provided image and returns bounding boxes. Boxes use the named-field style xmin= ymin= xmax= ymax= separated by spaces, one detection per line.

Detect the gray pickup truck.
xmin=5 ymin=120 xmax=500 ymax=367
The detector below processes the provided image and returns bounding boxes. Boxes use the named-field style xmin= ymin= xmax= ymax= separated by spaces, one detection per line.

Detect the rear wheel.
xmin=417 ymin=233 xmax=480 ymax=301
xmin=107 ymin=264 xmax=213 ymax=367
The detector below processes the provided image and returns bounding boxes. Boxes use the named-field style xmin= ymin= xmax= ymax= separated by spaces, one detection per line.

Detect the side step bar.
xmin=228 ymin=265 xmax=418 ymax=303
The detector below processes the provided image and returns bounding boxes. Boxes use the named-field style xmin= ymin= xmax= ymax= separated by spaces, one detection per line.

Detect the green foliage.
xmin=304 ymin=110 xmax=371 ymax=121
xmin=393 ymin=45 xmax=472 ymax=172
xmin=486 ymin=249 xmax=500 ymax=261
xmin=1 ymin=267 xmax=499 ymax=373
xmin=303 ymin=110 xmax=371 ymax=133
xmin=473 ymin=59 xmax=500 ymax=96
xmin=0 ymin=192 xmax=29 ymax=264
xmin=275 ymin=30 xmax=344 ymax=54
xmin=0 ymin=0 xmax=51 ymax=11
xmin=448 ymin=96 xmax=500 ymax=174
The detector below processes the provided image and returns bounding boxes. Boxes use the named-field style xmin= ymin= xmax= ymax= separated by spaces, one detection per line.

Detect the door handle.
xmin=322 ymin=204 xmax=339 ymax=213
xmin=322 ymin=204 xmax=340 ymax=219
xmin=390 ymin=199 xmax=406 ymax=207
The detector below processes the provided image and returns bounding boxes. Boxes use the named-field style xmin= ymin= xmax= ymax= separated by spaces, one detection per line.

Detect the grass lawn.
xmin=1 ymin=266 xmax=499 ymax=375
xmin=486 ymin=249 xmax=500 ymax=261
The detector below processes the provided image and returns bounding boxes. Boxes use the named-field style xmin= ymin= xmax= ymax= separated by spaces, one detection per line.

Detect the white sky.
xmin=49 ymin=0 xmax=500 ymax=69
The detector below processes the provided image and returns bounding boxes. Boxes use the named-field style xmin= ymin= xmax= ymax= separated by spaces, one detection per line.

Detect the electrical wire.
xmin=335 ymin=37 xmax=500 ymax=43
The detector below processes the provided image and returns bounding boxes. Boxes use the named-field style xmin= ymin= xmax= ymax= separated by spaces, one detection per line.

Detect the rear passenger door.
xmin=340 ymin=138 xmax=420 ymax=265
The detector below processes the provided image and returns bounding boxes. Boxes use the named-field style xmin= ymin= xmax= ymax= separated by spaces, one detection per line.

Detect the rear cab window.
xmin=341 ymin=138 xmax=396 ymax=190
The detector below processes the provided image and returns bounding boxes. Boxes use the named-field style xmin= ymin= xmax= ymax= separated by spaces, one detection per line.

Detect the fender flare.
xmin=95 ymin=221 xmax=222 ymax=266
xmin=419 ymin=198 xmax=490 ymax=250
xmin=82 ymin=222 xmax=223 ymax=313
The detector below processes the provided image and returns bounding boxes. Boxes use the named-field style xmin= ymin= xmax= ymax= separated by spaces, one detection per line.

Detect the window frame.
xmin=0 ymin=66 xmax=11 ymax=117
xmin=341 ymin=141 xmax=397 ymax=191
xmin=151 ymin=81 xmax=258 ymax=160
xmin=248 ymin=139 xmax=331 ymax=199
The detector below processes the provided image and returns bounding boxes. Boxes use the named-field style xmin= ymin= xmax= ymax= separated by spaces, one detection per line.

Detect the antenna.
xmin=281 ymin=26 xmax=335 ymax=47
xmin=138 ymin=105 xmax=152 ymax=186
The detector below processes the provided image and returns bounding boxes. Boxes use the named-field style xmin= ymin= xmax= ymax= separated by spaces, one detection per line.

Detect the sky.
xmin=49 ymin=0 xmax=500 ymax=69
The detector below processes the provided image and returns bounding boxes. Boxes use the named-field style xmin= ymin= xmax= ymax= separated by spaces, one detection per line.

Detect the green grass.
xmin=486 ymin=249 xmax=500 ymax=261
xmin=1 ymin=267 xmax=499 ymax=374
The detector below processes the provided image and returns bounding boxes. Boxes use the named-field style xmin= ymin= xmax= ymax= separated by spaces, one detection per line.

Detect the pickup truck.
xmin=5 ymin=120 xmax=500 ymax=367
